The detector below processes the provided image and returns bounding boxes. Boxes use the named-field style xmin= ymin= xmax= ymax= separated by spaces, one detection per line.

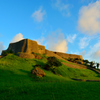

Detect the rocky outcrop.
xmin=18 ymin=52 xmax=35 ymax=59
xmin=31 ymin=67 xmax=45 ymax=77
xmin=0 ymin=56 xmax=2 ymax=58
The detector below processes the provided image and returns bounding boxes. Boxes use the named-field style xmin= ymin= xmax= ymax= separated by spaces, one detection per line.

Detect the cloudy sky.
xmin=0 ymin=0 xmax=100 ymax=63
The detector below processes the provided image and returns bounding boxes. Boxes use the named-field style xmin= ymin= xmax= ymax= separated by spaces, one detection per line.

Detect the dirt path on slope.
xmin=62 ymin=62 xmax=87 ymax=69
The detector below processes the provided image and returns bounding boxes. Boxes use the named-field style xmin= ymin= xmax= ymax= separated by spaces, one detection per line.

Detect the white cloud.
xmin=11 ymin=33 xmax=24 ymax=43
xmin=80 ymin=50 xmax=86 ymax=56
xmin=93 ymin=50 xmax=100 ymax=58
xmin=55 ymin=40 xmax=67 ymax=53
xmin=32 ymin=7 xmax=46 ymax=22
xmin=88 ymin=41 xmax=100 ymax=57
xmin=46 ymin=30 xmax=68 ymax=53
xmin=84 ymin=41 xmax=100 ymax=63
xmin=52 ymin=0 xmax=70 ymax=16
xmin=67 ymin=34 xmax=77 ymax=43
xmin=0 ymin=42 xmax=4 ymax=54
xmin=35 ymin=37 xmax=45 ymax=45
xmin=79 ymin=37 xmax=90 ymax=49
xmin=78 ymin=0 xmax=100 ymax=35
xmin=70 ymin=51 xmax=79 ymax=55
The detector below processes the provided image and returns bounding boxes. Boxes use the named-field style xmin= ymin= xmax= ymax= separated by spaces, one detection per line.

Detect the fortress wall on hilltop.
xmin=7 ymin=39 xmax=26 ymax=54
xmin=27 ymin=39 xmax=39 ymax=54
xmin=54 ymin=52 xmax=83 ymax=60
xmin=45 ymin=50 xmax=65 ymax=60
xmin=1 ymin=38 xmax=83 ymax=60
xmin=38 ymin=45 xmax=45 ymax=54
xmin=7 ymin=39 xmax=45 ymax=54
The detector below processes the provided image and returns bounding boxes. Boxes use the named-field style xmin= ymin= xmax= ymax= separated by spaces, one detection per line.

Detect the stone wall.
xmin=38 ymin=45 xmax=45 ymax=54
xmin=26 ymin=39 xmax=39 ymax=54
xmin=54 ymin=52 xmax=83 ymax=60
xmin=1 ymin=39 xmax=83 ymax=60
xmin=45 ymin=49 xmax=64 ymax=60
xmin=7 ymin=39 xmax=26 ymax=54
xmin=7 ymin=39 xmax=45 ymax=54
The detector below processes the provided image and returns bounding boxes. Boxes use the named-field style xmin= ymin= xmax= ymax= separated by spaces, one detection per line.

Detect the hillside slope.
xmin=0 ymin=54 xmax=100 ymax=81
xmin=0 ymin=54 xmax=100 ymax=100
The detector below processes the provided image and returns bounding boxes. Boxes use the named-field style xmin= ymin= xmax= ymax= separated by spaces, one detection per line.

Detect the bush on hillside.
xmin=42 ymin=54 xmax=48 ymax=59
xmin=47 ymin=56 xmax=62 ymax=67
xmin=2 ymin=50 xmax=13 ymax=56
xmin=44 ymin=57 xmax=62 ymax=74
xmin=67 ymin=58 xmax=82 ymax=63
xmin=83 ymin=59 xmax=89 ymax=65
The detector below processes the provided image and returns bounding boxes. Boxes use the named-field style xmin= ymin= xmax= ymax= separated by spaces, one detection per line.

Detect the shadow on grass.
xmin=33 ymin=59 xmax=46 ymax=68
xmin=0 ymin=69 xmax=15 ymax=75
xmin=19 ymin=68 xmax=45 ymax=82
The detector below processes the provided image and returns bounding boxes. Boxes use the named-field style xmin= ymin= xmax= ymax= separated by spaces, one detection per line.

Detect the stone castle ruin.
xmin=1 ymin=39 xmax=83 ymax=60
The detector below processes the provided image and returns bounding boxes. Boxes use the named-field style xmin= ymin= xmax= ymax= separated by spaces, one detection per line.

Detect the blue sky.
xmin=0 ymin=0 xmax=100 ymax=63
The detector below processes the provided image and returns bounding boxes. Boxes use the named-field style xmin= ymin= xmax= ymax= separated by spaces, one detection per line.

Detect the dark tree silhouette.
xmin=83 ymin=59 xmax=89 ymax=65
xmin=97 ymin=63 xmax=99 ymax=69
xmin=90 ymin=61 xmax=94 ymax=68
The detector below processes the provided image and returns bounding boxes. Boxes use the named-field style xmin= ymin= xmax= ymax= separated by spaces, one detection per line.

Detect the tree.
xmin=90 ymin=61 xmax=94 ymax=68
xmin=83 ymin=59 xmax=89 ymax=65
xmin=44 ymin=57 xmax=62 ymax=73
xmin=47 ymin=56 xmax=62 ymax=67
xmin=97 ymin=63 xmax=99 ymax=69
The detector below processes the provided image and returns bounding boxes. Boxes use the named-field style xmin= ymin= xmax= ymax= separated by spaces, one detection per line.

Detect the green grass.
xmin=56 ymin=64 xmax=100 ymax=80
xmin=0 ymin=54 xmax=100 ymax=100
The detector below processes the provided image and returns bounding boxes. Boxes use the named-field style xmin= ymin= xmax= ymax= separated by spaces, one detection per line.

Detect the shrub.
xmin=2 ymin=50 xmax=13 ymax=56
xmin=83 ymin=59 xmax=89 ymax=65
xmin=44 ymin=64 xmax=50 ymax=70
xmin=42 ymin=54 xmax=48 ymax=58
xmin=32 ymin=52 xmax=41 ymax=56
xmin=47 ymin=56 xmax=62 ymax=67
xmin=44 ymin=57 xmax=62 ymax=73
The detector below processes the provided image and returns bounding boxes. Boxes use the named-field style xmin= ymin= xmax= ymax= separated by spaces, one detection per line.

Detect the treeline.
xmin=83 ymin=60 xmax=99 ymax=69
xmin=65 ymin=57 xmax=100 ymax=69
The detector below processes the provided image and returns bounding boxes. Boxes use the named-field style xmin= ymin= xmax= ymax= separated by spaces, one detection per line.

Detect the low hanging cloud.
xmin=46 ymin=30 xmax=68 ymax=53
xmin=78 ymin=0 xmax=100 ymax=35
xmin=52 ymin=0 xmax=70 ymax=16
xmin=67 ymin=34 xmax=77 ymax=43
xmin=32 ymin=7 xmax=46 ymax=22
xmin=11 ymin=33 xmax=24 ymax=43
xmin=0 ymin=42 xmax=4 ymax=54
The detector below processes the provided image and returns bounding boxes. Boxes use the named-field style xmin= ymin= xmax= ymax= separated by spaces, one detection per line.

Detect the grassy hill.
xmin=0 ymin=54 xmax=100 ymax=100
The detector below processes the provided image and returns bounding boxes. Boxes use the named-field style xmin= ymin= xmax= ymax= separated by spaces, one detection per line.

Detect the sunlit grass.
xmin=0 ymin=54 xmax=100 ymax=100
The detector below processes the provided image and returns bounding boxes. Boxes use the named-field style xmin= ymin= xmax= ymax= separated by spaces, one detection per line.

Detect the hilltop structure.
xmin=1 ymin=39 xmax=83 ymax=60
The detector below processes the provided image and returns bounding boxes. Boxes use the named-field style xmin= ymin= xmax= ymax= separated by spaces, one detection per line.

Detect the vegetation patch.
xmin=0 ymin=54 xmax=100 ymax=100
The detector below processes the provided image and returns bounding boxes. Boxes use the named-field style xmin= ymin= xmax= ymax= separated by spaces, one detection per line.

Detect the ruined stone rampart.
xmin=45 ymin=50 xmax=64 ymax=60
xmin=1 ymin=39 xmax=83 ymax=60
xmin=7 ymin=39 xmax=45 ymax=54
xmin=54 ymin=52 xmax=83 ymax=60
xmin=38 ymin=45 xmax=45 ymax=54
